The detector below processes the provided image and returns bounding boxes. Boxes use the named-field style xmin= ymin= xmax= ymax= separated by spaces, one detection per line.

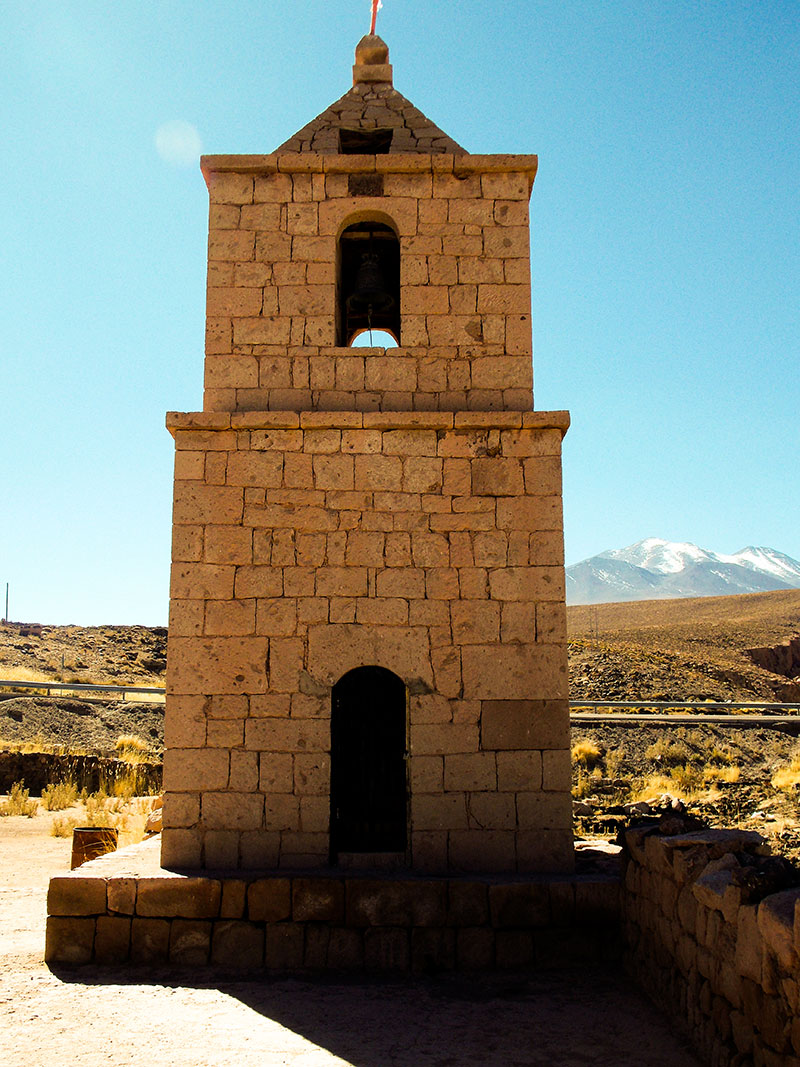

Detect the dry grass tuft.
xmin=572 ymin=739 xmax=603 ymax=771
xmin=51 ymin=814 xmax=79 ymax=837
xmin=772 ymin=753 xmax=800 ymax=791
xmin=645 ymin=736 xmax=694 ymax=767
xmin=114 ymin=733 xmax=150 ymax=763
xmin=0 ymin=666 xmax=55 ymax=686
xmin=40 ymin=779 xmax=79 ymax=811
xmin=706 ymin=764 xmax=742 ymax=784
xmin=0 ymin=781 xmax=38 ymax=817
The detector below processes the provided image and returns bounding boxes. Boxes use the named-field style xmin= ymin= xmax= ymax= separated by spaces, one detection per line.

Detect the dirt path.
xmin=0 ymin=815 xmax=704 ymax=1067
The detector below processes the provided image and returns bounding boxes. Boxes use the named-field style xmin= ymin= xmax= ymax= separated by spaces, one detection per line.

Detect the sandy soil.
xmin=0 ymin=813 xmax=704 ymax=1067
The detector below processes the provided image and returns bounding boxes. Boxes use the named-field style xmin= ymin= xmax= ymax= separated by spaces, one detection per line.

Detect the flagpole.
xmin=370 ymin=1 xmax=380 ymax=35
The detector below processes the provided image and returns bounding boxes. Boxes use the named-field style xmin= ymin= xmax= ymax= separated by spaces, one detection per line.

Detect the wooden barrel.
xmin=70 ymin=826 xmax=118 ymax=869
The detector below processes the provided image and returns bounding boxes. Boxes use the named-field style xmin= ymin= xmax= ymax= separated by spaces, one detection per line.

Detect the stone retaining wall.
xmin=622 ymin=825 xmax=800 ymax=1066
xmin=0 ymin=751 xmax=162 ymax=795
xmin=46 ymin=839 xmax=620 ymax=973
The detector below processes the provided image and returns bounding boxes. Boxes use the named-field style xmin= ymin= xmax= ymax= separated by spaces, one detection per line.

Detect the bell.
xmin=346 ymin=251 xmax=395 ymax=315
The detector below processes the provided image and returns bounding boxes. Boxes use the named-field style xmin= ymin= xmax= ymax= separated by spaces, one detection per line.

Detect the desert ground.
xmin=0 ymin=804 xmax=704 ymax=1067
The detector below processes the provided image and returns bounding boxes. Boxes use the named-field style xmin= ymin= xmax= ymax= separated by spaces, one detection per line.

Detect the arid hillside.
xmin=0 ymin=622 xmax=167 ymax=688
xmin=568 ymin=588 xmax=800 ymax=702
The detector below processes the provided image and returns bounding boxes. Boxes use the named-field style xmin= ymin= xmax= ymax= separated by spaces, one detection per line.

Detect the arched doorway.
xmin=329 ymin=666 xmax=407 ymax=861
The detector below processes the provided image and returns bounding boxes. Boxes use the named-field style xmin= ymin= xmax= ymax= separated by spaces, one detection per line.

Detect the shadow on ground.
xmin=49 ymin=963 xmax=703 ymax=1067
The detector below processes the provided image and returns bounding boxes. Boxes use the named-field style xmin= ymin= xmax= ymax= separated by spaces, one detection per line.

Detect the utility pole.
xmin=3 ymin=582 xmax=7 ymax=624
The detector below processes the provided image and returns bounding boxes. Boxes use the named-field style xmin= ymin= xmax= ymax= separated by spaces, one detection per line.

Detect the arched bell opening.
xmin=329 ymin=665 xmax=408 ymax=863
xmin=350 ymin=327 xmax=399 ymax=349
xmin=337 ymin=221 xmax=400 ymax=347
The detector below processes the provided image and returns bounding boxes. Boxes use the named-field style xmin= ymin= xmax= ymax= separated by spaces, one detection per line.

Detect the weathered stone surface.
xmin=736 ymin=903 xmax=762 ymax=983
xmin=292 ymin=878 xmax=345 ymax=922
xmin=170 ymin=920 xmax=212 ymax=965
xmin=480 ymin=699 xmax=569 ymax=750
xmin=758 ymin=888 xmax=800 ymax=973
xmin=691 ymin=855 xmax=740 ymax=912
xmin=129 ymin=917 xmax=170 ymax=963
xmin=364 ymin=927 xmax=410 ymax=972
xmin=326 ymin=928 xmax=364 ymax=970
xmin=247 ymin=878 xmax=292 ymax=922
xmin=45 ymin=917 xmax=95 ymax=964
xmin=495 ymin=929 xmax=534 ymax=968
xmin=48 ymin=876 xmax=107 ymax=917
xmin=211 ymin=920 xmax=264 ymax=969
xmin=661 ymin=828 xmax=767 ymax=858
xmin=107 ymin=877 xmax=137 ymax=916
xmin=264 ymin=923 xmax=304 ymax=970
xmin=489 ymin=883 xmax=549 ymax=928
xmin=411 ymin=927 xmax=456 ymax=973
xmin=220 ymin=880 xmax=247 ymax=919
xmin=94 ymin=916 xmax=131 ymax=964
xmin=136 ymin=877 xmax=221 ymax=919
xmin=446 ymin=881 xmax=488 ymax=926
xmin=346 ymin=880 xmax=416 ymax=927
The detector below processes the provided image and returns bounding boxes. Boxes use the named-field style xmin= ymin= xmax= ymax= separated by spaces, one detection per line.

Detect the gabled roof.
xmin=277 ymin=35 xmax=466 ymax=155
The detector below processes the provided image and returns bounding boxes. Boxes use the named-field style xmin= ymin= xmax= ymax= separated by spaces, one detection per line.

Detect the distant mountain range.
xmin=566 ymin=538 xmax=800 ymax=606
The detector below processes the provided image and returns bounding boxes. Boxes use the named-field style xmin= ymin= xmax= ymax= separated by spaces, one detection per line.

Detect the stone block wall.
xmin=201 ymin=154 xmax=537 ymax=413
xmin=623 ymin=825 xmax=800 ymax=1066
xmin=162 ymin=408 xmax=572 ymax=874
xmin=45 ymin=839 xmax=619 ymax=972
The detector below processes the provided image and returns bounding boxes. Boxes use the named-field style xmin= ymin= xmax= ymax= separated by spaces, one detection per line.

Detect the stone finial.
xmin=353 ymin=34 xmax=393 ymax=85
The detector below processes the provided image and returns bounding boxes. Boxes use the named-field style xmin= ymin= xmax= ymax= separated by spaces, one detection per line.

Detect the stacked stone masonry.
xmin=45 ymin=840 xmax=619 ymax=972
xmin=160 ymin=34 xmax=573 ymax=880
xmin=201 ymin=155 xmax=537 ymax=413
xmin=164 ymin=409 xmax=572 ymax=873
xmin=623 ymin=826 xmax=800 ymax=1067
xmin=278 ymin=82 xmax=466 ymax=155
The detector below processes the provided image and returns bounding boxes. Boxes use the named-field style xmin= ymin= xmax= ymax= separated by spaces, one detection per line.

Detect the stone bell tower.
xmin=162 ymin=35 xmax=573 ymax=875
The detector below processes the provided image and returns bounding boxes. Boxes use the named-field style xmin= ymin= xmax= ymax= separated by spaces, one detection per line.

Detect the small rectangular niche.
xmin=339 ymin=128 xmax=394 ymax=154
xmin=348 ymin=174 xmax=384 ymax=197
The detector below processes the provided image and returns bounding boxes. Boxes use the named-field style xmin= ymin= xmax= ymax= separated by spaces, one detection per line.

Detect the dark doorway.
xmin=330 ymin=666 xmax=407 ymax=861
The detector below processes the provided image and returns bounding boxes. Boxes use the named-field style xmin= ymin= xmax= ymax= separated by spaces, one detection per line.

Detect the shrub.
xmin=572 ymin=739 xmax=603 ymax=771
xmin=0 ymin=781 xmax=38 ymax=817
xmin=41 ymin=779 xmax=79 ymax=811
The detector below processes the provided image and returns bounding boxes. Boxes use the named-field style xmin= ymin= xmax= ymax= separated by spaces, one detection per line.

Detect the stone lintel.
xmin=167 ymin=409 xmax=570 ymax=437
xmin=201 ymin=152 xmax=538 ymax=180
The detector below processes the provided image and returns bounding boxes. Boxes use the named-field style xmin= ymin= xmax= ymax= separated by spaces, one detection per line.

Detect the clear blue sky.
xmin=2 ymin=1 xmax=798 ymax=625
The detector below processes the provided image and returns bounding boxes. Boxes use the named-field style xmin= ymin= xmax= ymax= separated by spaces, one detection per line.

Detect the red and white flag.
xmin=370 ymin=0 xmax=383 ymax=35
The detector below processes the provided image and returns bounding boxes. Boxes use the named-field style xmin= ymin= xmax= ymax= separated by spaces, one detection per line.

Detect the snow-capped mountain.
xmin=566 ymin=538 xmax=800 ymax=605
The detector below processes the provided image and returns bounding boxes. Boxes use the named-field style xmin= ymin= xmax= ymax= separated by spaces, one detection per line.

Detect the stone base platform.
xmin=46 ymin=838 xmax=621 ymax=973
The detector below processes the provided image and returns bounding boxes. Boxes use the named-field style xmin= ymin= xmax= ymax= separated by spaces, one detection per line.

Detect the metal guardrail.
xmin=0 ymin=680 xmax=797 ymax=715
xmin=0 ymin=679 xmax=166 ymax=701
xmin=570 ymin=714 xmax=800 ymax=733
xmin=569 ymin=699 xmax=800 ymax=713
